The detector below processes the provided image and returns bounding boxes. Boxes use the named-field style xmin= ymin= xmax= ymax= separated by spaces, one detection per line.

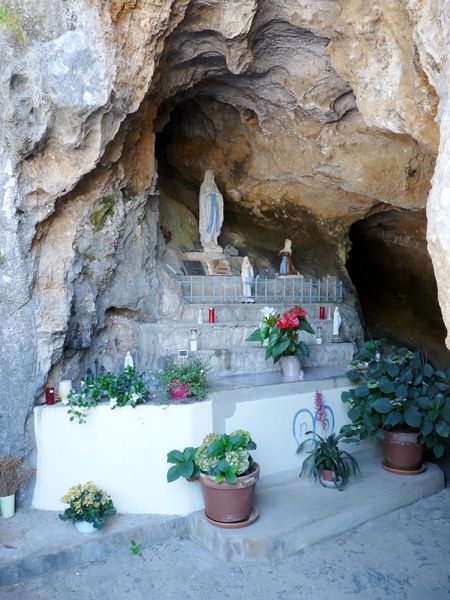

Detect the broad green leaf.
xmin=167 ymin=465 xmax=181 ymax=483
xmin=435 ymin=420 xmax=450 ymax=438
xmin=380 ymin=380 xmax=395 ymax=394
xmin=178 ymin=461 xmax=194 ymax=480
xmin=404 ymin=407 xmax=422 ymax=429
xmin=387 ymin=364 xmax=400 ymax=378
xmin=348 ymin=407 xmax=361 ymax=421
xmin=421 ymin=419 xmax=433 ymax=436
xmin=372 ymin=398 xmax=393 ymax=414
xmin=433 ymin=444 xmax=444 ymax=458
xmin=423 ymin=363 xmax=434 ymax=378
xmin=395 ymin=384 xmax=407 ymax=400
xmin=273 ymin=339 xmax=291 ymax=357
xmin=167 ymin=450 xmax=185 ymax=464
xmin=246 ymin=330 xmax=262 ymax=342
xmin=299 ymin=320 xmax=315 ymax=335
xmin=384 ymin=411 xmax=402 ymax=427
xmin=355 ymin=384 xmax=369 ymax=398
xmin=345 ymin=370 xmax=361 ymax=382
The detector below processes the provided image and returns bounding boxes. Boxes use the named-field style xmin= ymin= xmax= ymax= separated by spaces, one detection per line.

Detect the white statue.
xmin=124 ymin=351 xmax=134 ymax=369
xmin=199 ymin=170 xmax=224 ymax=251
xmin=332 ymin=307 xmax=342 ymax=337
xmin=241 ymin=256 xmax=254 ymax=303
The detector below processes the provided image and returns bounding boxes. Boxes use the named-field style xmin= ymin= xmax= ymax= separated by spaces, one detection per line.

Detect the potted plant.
xmin=246 ymin=306 xmax=315 ymax=380
xmin=341 ymin=341 xmax=450 ymax=473
xmin=297 ymin=432 xmax=360 ymax=490
xmin=0 ymin=456 xmax=34 ymax=518
xmin=156 ymin=358 xmax=209 ymax=401
xmin=167 ymin=430 xmax=259 ymax=527
xmin=59 ymin=481 xmax=116 ymax=533
xmin=66 ymin=366 xmax=151 ymax=423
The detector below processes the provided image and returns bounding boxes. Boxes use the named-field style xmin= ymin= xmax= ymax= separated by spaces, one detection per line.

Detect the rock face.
xmin=0 ymin=1 xmax=448 ymax=469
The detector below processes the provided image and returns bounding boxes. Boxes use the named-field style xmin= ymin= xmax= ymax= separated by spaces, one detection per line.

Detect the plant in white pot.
xmin=246 ymin=306 xmax=315 ymax=380
xmin=167 ymin=430 xmax=259 ymax=527
xmin=0 ymin=456 xmax=34 ymax=518
xmin=59 ymin=481 xmax=116 ymax=533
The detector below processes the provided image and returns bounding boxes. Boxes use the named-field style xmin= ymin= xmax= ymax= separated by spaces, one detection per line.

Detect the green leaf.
xmin=167 ymin=465 xmax=181 ymax=483
xmin=372 ymin=398 xmax=393 ymax=414
xmin=355 ymin=384 xmax=369 ymax=398
xmin=246 ymin=330 xmax=262 ymax=342
xmin=395 ymin=384 xmax=408 ymax=400
xmin=178 ymin=461 xmax=194 ymax=480
xmin=299 ymin=320 xmax=315 ymax=335
xmin=384 ymin=411 xmax=402 ymax=427
xmin=273 ymin=339 xmax=291 ymax=357
xmin=380 ymin=380 xmax=395 ymax=394
xmin=224 ymin=469 xmax=238 ymax=484
xmin=435 ymin=420 xmax=450 ymax=438
xmin=217 ymin=458 xmax=230 ymax=473
xmin=423 ymin=363 xmax=434 ymax=378
xmin=421 ymin=419 xmax=433 ymax=436
xmin=345 ymin=370 xmax=361 ymax=382
xmin=348 ymin=407 xmax=361 ymax=421
xmin=433 ymin=444 xmax=444 ymax=458
xmin=387 ymin=364 xmax=400 ymax=378
xmin=167 ymin=450 xmax=184 ymax=464
xmin=404 ymin=407 xmax=422 ymax=429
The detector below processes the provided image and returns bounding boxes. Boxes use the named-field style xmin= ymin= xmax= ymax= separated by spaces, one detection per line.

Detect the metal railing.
xmin=176 ymin=276 xmax=344 ymax=304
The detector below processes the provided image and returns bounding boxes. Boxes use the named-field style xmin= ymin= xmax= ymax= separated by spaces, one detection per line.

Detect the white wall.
xmin=33 ymin=383 xmax=353 ymax=515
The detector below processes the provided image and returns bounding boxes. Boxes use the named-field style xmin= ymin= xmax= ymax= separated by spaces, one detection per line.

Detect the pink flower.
xmin=314 ymin=390 xmax=328 ymax=431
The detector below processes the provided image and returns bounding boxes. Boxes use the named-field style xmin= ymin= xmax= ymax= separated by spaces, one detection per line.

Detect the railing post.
xmin=309 ymin=279 xmax=313 ymax=303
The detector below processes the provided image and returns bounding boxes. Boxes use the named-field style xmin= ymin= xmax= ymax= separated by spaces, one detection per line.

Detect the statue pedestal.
xmin=182 ymin=251 xmax=233 ymax=276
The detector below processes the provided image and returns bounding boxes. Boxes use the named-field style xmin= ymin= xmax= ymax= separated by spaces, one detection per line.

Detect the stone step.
xmin=138 ymin=321 xmax=336 ymax=351
xmin=138 ymin=343 xmax=355 ymax=377
xmin=180 ymin=303 xmax=336 ymax=323
xmin=0 ymin=511 xmax=186 ymax=588
xmin=187 ymin=447 xmax=445 ymax=562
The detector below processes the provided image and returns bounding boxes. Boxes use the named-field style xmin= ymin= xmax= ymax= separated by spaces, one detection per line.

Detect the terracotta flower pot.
xmin=279 ymin=356 xmax=301 ymax=381
xmin=320 ymin=469 xmax=343 ymax=489
xmin=199 ymin=463 xmax=260 ymax=525
xmin=169 ymin=382 xmax=189 ymax=400
xmin=382 ymin=430 xmax=424 ymax=473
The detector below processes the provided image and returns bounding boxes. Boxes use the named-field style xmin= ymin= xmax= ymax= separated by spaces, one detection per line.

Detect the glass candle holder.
xmin=58 ymin=380 xmax=72 ymax=402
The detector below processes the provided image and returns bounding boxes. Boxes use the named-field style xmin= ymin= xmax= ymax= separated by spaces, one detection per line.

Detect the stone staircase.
xmin=136 ymin=301 xmax=356 ymax=377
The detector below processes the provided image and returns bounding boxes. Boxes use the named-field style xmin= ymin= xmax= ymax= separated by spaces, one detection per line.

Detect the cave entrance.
xmin=154 ymin=96 xmax=341 ymax=278
xmin=346 ymin=209 xmax=450 ymax=367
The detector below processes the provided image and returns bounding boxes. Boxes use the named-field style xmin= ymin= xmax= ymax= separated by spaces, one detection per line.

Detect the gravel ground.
xmin=3 ymin=489 xmax=450 ymax=600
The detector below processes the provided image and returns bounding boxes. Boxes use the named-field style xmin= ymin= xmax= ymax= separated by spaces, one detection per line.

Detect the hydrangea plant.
xmin=166 ymin=430 xmax=256 ymax=484
xmin=59 ymin=481 xmax=116 ymax=529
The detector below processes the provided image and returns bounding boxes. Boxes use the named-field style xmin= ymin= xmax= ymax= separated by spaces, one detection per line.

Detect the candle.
xmin=45 ymin=387 xmax=56 ymax=405
xmin=58 ymin=380 xmax=72 ymax=402
xmin=319 ymin=306 xmax=325 ymax=320
xmin=208 ymin=307 xmax=216 ymax=323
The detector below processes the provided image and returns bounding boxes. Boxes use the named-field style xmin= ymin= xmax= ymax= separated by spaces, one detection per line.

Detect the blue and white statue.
xmin=199 ymin=170 xmax=224 ymax=252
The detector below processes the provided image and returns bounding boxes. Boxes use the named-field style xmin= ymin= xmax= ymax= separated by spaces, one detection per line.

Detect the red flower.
xmin=284 ymin=306 xmax=307 ymax=321
xmin=277 ymin=316 xmax=299 ymax=329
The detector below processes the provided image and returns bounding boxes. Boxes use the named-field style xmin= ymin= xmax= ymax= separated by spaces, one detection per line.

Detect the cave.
xmin=347 ymin=210 xmax=450 ymax=368
xmin=2 ymin=0 xmax=450 ymax=483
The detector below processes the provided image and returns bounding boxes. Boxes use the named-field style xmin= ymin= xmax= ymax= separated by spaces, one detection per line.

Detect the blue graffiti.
xmin=292 ymin=405 xmax=335 ymax=448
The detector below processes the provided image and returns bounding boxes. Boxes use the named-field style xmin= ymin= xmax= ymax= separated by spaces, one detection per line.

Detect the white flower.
xmin=260 ymin=306 xmax=276 ymax=319
xmin=62 ymin=397 xmax=70 ymax=406
xmin=130 ymin=393 xmax=140 ymax=403
xmin=109 ymin=397 xmax=118 ymax=409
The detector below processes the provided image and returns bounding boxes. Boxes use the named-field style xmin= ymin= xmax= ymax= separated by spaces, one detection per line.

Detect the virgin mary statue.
xmin=199 ymin=170 xmax=224 ymax=251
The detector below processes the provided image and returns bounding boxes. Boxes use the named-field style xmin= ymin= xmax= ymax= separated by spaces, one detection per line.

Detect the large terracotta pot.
xmin=199 ymin=463 xmax=259 ymax=524
xmin=382 ymin=430 xmax=424 ymax=473
xmin=279 ymin=356 xmax=301 ymax=381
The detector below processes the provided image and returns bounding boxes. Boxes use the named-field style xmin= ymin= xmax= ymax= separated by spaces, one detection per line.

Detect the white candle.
xmin=58 ymin=380 xmax=72 ymax=402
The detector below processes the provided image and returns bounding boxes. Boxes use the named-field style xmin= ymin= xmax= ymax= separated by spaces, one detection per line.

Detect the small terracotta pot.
xmin=199 ymin=463 xmax=259 ymax=524
xmin=320 ymin=469 xmax=343 ymax=488
xmin=382 ymin=430 xmax=424 ymax=472
xmin=169 ymin=382 xmax=189 ymax=400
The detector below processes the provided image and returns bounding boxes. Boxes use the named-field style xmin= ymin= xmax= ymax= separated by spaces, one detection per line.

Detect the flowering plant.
xmin=156 ymin=358 xmax=209 ymax=401
xmin=246 ymin=305 xmax=315 ymax=362
xmin=167 ymin=430 xmax=257 ymax=484
xmin=59 ymin=481 xmax=116 ymax=529
xmin=66 ymin=366 xmax=150 ymax=423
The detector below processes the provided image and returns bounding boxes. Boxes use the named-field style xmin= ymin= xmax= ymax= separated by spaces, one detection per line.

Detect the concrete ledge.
xmin=0 ymin=510 xmax=186 ymax=588
xmin=187 ymin=447 xmax=445 ymax=562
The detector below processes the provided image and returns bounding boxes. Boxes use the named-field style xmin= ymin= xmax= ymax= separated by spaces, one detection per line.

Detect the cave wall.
xmin=0 ymin=0 xmax=448 ymax=468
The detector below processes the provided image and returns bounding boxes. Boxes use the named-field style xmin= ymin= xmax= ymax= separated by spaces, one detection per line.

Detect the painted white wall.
xmin=33 ymin=402 xmax=213 ymax=515
xmin=33 ymin=386 xmax=353 ymax=515
xmin=225 ymin=388 xmax=351 ymax=480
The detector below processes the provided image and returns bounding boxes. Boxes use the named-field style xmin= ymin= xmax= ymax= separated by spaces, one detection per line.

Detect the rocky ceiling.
xmin=1 ymin=0 xmax=450 ymax=459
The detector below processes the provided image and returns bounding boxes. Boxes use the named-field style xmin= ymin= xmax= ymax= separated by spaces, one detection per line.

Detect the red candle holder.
xmin=45 ymin=386 xmax=56 ymax=405
xmin=319 ymin=306 xmax=326 ymax=320
xmin=208 ymin=307 xmax=216 ymax=323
